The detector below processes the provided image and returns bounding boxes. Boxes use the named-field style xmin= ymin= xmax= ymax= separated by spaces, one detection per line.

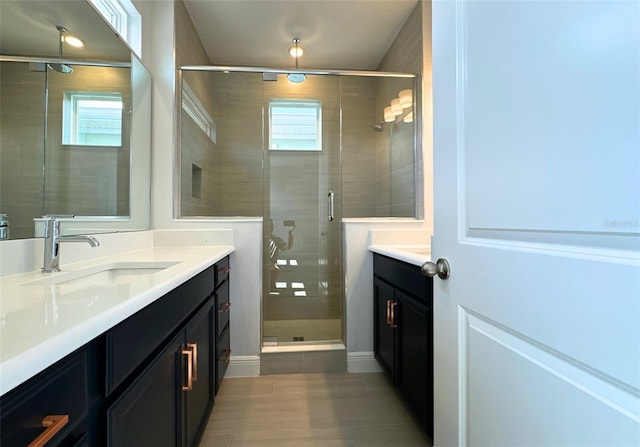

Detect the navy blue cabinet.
xmin=373 ymin=253 xmax=433 ymax=440
xmin=214 ymin=257 xmax=231 ymax=394
xmin=0 ymin=347 xmax=90 ymax=447
xmin=0 ymin=256 xmax=230 ymax=447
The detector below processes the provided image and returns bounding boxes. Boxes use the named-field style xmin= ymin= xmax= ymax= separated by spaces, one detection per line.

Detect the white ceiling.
xmin=182 ymin=0 xmax=419 ymax=70
xmin=0 ymin=0 xmax=130 ymax=62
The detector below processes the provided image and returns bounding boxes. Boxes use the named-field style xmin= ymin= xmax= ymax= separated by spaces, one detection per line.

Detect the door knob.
xmin=421 ymin=258 xmax=450 ymax=280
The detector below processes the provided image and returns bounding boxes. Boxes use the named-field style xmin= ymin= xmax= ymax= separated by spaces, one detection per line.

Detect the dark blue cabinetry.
xmin=0 ymin=256 xmax=230 ymax=447
xmin=373 ymin=253 xmax=433 ymax=441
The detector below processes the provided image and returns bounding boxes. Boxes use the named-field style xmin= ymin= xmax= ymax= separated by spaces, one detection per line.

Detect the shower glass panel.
xmin=178 ymin=67 xmax=416 ymax=347
xmin=263 ymin=74 xmax=343 ymax=345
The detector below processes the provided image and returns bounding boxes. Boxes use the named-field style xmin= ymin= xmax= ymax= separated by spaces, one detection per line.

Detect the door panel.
xmin=432 ymin=1 xmax=640 ymax=445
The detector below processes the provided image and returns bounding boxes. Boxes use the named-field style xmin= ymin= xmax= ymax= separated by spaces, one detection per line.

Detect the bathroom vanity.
xmin=0 ymin=246 xmax=232 ymax=446
xmin=371 ymin=248 xmax=433 ymax=440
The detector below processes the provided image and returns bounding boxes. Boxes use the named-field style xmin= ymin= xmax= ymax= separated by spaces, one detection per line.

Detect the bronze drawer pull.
xmin=220 ymin=349 xmax=232 ymax=363
xmin=218 ymin=266 xmax=231 ymax=274
xmin=27 ymin=414 xmax=69 ymax=447
xmin=386 ymin=300 xmax=393 ymax=326
xmin=187 ymin=342 xmax=198 ymax=381
xmin=218 ymin=302 xmax=231 ymax=313
xmin=181 ymin=348 xmax=193 ymax=391
xmin=390 ymin=302 xmax=398 ymax=328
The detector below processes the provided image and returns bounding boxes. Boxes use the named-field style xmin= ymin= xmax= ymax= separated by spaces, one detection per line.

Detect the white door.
xmin=431 ymin=1 xmax=640 ymax=446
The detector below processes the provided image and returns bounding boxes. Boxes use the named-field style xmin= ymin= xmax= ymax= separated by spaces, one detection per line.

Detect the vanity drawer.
xmin=105 ymin=266 xmax=215 ymax=396
xmin=215 ymin=325 xmax=231 ymax=394
xmin=0 ymin=348 xmax=88 ymax=447
xmin=214 ymin=256 xmax=230 ymax=290
xmin=373 ymin=254 xmax=432 ymax=306
xmin=215 ymin=280 xmax=230 ymax=341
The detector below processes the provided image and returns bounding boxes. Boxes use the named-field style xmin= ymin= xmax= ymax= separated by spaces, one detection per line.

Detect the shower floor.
xmin=263 ymin=318 xmax=342 ymax=345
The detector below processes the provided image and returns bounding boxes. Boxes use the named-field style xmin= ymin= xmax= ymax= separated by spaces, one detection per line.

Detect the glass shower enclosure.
xmin=178 ymin=68 xmax=417 ymax=347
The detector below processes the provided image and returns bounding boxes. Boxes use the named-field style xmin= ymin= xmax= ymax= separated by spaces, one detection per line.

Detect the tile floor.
xmin=198 ymin=372 xmax=431 ymax=447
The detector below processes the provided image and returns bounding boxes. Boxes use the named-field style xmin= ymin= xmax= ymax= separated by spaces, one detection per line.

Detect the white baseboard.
xmin=226 ymin=353 xmax=381 ymax=377
xmin=226 ymin=355 xmax=260 ymax=377
xmin=347 ymin=352 xmax=383 ymax=373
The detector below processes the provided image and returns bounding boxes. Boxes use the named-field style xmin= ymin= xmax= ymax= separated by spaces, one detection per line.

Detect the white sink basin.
xmin=22 ymin=261 xmax=179 ymax=287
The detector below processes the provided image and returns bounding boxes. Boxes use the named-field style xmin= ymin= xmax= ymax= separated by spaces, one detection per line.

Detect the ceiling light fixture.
xmin=288 ymin=37 xmax=304 ymax=57
xmin=287 ymin=37 xmax=306 ymax=83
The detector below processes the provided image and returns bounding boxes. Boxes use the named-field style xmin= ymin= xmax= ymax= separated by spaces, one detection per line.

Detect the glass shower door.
xmin=262 ymin=74 xmax=343 ymax=345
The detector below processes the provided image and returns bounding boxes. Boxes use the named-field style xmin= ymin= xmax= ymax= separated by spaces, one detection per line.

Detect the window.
xmin=63 ymin=92 xmax=123 ymax=147
xmin=88 ymin=0 xmax=142 ymax=57
xmin=182 ymin=82 xmax=216 ymax=144
xmin=269 ymin=99 xmax=322 ymax=151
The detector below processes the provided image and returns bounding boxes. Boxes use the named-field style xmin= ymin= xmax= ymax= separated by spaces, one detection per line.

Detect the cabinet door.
xmin=396 ymin=290 xmax=432 ymax=437
xmin=107 ymin=331 xmax=183 ymax=447
xmin=184 ymin=297 xmax=215 ymax=447
xmin=373 ymin=277 xmax=396 ymax=380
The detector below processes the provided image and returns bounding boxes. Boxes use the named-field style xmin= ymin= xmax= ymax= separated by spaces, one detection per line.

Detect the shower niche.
xmin=178 ymin=68 xmax=417 ymax=346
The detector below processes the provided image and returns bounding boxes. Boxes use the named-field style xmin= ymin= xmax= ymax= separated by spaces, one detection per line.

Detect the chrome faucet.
xmin=42 ymin=216 xmax=100 ymax=273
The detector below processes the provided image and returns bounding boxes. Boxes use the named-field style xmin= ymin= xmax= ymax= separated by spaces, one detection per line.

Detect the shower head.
xmin=47 ymin=63 xmax=73 ymax=74
xmin=49 ymin=25 xmax=74 ymax=74
xmin=373 ymin=121 xmax=384 ymax=132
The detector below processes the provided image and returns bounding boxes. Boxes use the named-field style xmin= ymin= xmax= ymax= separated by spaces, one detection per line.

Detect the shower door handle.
xmin=327 ymin=191 xmax=335 ymax=222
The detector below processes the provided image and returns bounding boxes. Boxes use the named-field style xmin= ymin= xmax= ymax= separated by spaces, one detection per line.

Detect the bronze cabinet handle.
xmin=218 ymin=266 xmax=231 ymax=274
xmin=390 ymin=302 xmax=398 ymax=328
xmin=27 ymin=414 xmax=69 ymax=447
xmin=181 ymin=348 xmax=193 ymax=391
xmin=187 ymin=342 xmax=198 ymax=382
xmin=220 ymin=349 xmax=232 ymax=363
xmin=218 ymin=302 xmax=231 ymax=313
xmin=386 ymin=300 xmax=392 ymax=326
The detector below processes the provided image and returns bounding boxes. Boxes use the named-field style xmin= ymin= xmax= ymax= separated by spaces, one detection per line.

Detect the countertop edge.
xmin=369 ymin=245 xmax=431 ymax=266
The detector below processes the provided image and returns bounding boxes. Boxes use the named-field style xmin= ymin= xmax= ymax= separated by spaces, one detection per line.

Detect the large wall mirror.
xmin=0 ymin=0 xmax=151 ymax=240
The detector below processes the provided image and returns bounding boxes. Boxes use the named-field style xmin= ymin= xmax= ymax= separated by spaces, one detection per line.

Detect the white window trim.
xmin=182 ymin=82 xmax=216 ymax=144
xmin=88 ymin=0 xmax=142 ymax=57
xmin=62 ymin=91 xmax=123 ymax=147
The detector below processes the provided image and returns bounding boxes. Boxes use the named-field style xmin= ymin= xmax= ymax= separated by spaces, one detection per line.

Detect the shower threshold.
xmin=261 ymin=338 xmax=345 ymax=353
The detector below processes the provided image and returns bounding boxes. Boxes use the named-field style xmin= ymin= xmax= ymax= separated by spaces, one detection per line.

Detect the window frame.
xmin=62 ymin=91 xmax=124 ymax=147
xmin=268 ymin=99 xmax=323 ymax=152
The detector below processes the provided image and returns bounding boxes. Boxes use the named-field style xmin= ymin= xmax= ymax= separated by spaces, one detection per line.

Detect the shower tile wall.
xmin=0 ymin=63 xmax=46 ymax=239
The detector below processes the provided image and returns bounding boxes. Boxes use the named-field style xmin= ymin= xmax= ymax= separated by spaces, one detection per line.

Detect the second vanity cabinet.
xmin=0 ymin=255 xmax=231 ymax=447
xmin=373 ymin=253 xmax=433 ymax=440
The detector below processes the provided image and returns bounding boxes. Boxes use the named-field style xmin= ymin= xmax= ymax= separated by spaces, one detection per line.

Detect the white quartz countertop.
xmin=368 ymin=245 xmax=431 ymax=266
xmin=0 ymin=245 xmax=234 ymax=396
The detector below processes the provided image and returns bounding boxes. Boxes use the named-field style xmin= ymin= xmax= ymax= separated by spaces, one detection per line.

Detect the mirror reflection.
xmin=0 ymin=0 xmax=151 ymax=240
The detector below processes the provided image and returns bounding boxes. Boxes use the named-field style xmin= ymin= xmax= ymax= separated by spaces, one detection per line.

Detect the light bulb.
xmin=64 ymin=35 xmax=84 ymax=48
xmin=384 ymin=106 xmax=394 ymax=122
xmin=288 ymin=38 xmax=304 ymax=57
xmin=403 ymin=111 xmax=413 ymax=123
xmin=399 ymin=89 xmax=412 ymax=108
xmin=391 ymin=98 xmax=402 ymax=115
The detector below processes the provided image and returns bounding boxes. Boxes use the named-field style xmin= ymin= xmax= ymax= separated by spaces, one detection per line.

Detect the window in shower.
xmin=269 ymin=99 xmax=322 ymax=151
xmin=62 ymin=91 xmax=123 ymax=146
